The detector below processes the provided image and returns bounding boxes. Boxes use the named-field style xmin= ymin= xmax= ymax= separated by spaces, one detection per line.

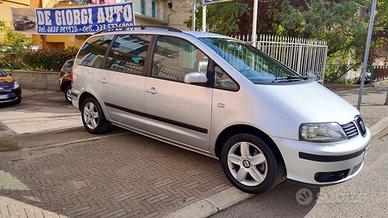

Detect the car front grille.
xmin=341 ymin=121 xmax=359 ymax=139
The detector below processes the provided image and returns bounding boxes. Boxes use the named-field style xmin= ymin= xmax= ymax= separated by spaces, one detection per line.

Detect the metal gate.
xmin=230 ymin=34 xmax=328 ymax=82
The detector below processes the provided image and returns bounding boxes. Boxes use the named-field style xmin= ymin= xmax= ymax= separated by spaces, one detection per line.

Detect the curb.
xmin=0 ymin=121 xmax=19 ymax=151
xmin=164 ymin=187 xmax=253 ymax=218
xmin=370 ymin=117 xmax=388 ymax=137
xmin=22 ymin=132 xmax=126 ymax=151
xmin=164 ymin=117 xmax=388 ymax=218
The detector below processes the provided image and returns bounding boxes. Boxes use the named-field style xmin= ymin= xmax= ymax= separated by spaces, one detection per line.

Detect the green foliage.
xmin=191 ymin=0 xmax=388 ymax=82
xmin=186 ymin=1 xmax=248 ymax=35
xmin=21 ymin=48 xmax=78 ymax=71
xmin=0 ymin=22 xmax=32 ymax=52
xmin=0 ymin=22 xmax=76 ymax=71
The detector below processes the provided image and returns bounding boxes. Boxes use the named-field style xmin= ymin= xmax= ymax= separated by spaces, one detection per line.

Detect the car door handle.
xmin=146 ymin=87 xmax=158 ymax=95
xmin=98 ymin=77 xmax=107 ymax=84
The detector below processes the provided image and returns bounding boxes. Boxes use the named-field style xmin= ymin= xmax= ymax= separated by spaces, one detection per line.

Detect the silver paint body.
xmin=71 ymin=30 xmax=371 ymax=185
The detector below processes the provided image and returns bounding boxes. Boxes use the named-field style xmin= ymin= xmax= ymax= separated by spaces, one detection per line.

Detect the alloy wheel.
xmin=227 ymin=141 xmax=268 ymax=186
xmin=83 ymin=102 xmax=99 ymax=129
xmin=66 ymin=88 xmax=72 ymax=102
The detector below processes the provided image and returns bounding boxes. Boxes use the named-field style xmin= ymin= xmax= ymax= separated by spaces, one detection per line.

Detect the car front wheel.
xmin=81 ymin=97 xmax=110 ymax=134
xmin=220 ymin=133 xmax=281 ymax=194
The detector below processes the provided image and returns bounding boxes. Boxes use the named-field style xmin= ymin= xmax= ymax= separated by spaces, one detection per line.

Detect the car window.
xmin=63 ymin=60 xmax=74 ymax=70
xmin=0 ymin=69 xmax=7 ymax=77
xmin=76 ymin=35 xmax=113 ymax=68
xmin=214 ymin=65 xmax=239 ymax=91
xmin=105 ymin=34 xmax=152 ymax=75
xmin=152 ymin=36 xmax=208 ymax=82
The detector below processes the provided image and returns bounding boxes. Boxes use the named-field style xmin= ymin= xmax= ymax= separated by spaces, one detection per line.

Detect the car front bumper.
xmin=0 ymin=89 xmax=22 ymax=104
xmin=273 ymin=128 xmax=371 ymax=185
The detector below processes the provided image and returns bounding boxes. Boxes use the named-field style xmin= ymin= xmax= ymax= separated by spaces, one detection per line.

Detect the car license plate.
xmin=0 ymin=94 xmax=8 ymax=100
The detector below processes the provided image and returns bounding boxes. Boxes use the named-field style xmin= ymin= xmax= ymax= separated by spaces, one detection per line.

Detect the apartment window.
xmin=152 ymin=0 xmax=157 ymax=18
xmin=141 ymin=0 xmax=146 ymax=15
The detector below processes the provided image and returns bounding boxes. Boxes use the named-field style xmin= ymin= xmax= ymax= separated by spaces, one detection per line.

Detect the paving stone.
xmin=0 ymin=133 xmax=231 ymax=217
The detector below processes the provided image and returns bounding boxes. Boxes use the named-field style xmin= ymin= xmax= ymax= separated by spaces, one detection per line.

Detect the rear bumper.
xmin=273 ymin=128 xmax=371 ymax=185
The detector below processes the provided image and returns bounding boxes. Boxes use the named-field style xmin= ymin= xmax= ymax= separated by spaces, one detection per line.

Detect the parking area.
xmin=0 ymin=90 xmax=81 ymax=135
xmin=0 ymin=131 xmax=231 ymax=217
xmin=0 ymin=87 xmax=387 ymax=217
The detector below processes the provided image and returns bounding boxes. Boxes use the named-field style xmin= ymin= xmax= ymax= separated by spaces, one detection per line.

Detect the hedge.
xmin=0 ymin=47 xmax=78 ymax=71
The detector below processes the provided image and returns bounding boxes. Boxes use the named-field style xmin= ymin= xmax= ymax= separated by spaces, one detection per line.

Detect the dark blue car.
xmin=0 ymin=69 xmax=22 ymax=105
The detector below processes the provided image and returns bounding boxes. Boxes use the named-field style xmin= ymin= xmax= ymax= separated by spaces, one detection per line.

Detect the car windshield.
xmin=199 ymin=37 xmax=304 ymax=84
xmin=0 ymin=69 xmax=7 ymax=77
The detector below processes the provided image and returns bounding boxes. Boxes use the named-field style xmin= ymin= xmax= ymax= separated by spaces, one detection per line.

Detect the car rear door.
xmin=73 ymin=34 xmax=113 ymax=108
xmin=143 ymin=35 xmax=212 ymax=151
xmin=102 ymin=34 xmax=153 ymax=130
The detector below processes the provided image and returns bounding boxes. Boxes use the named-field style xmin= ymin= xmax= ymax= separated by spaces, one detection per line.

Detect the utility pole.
xmin=202 ymin=3 xmax=207 ymax=32
xmin=251 ymin=0 xmax=258 ymax=46
xmin=192 ymin=2 xmax=196 ymax=31
xmin=357 ymin=0 xmax=377 ymax=111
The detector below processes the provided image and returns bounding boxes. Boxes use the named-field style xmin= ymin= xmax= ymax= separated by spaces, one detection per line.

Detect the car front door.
xmin=102 ymin=34 xmax=153 ymax=130
xmin=144 ymin=36 xmax=212 ymax=151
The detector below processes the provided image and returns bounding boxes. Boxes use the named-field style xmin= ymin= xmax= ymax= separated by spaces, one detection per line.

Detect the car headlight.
xmin=13 ymin=81 xmax=20 ymax=89
xmin=299 ymin=122 xmax=347 ymax=142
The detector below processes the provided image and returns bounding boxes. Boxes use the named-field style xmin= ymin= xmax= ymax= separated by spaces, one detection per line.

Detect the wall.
xmin=0 ymin=0 xmax=31 ymax=25
xmin=10 ymin=70 xmax=59 ymax=91
xmin=168 ymin=0 xmax=194 ymax=30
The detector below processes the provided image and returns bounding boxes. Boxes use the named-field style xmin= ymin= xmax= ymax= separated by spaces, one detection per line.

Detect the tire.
xmin=81 ymin=97 xmax=110 ymax=134
xmin=220 ymin=133 xmax=281 ymax=194
xmin=64 ymin=85 xmax=72 ymax=104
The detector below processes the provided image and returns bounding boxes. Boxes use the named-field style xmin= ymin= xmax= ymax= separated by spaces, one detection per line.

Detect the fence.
xmin=372 ymin=65 xmax=388 ymax=81
xmin=230 ymin=34 xmax=328 ymax=81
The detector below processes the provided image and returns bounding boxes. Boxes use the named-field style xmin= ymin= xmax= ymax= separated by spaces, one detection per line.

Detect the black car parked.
xmin=0 ymin=69 xmax=22 ymax=105
xmin=59 ymin=59 xmax=74 ymax=103
xmin=14 ymin=16 xmax=35 ymax=31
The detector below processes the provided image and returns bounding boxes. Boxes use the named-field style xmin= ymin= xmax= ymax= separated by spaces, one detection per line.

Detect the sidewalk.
xmin=333 ymin=87 xmax=388 ymax=127
xmin=0 ymin=90 xmax=81 ymax=135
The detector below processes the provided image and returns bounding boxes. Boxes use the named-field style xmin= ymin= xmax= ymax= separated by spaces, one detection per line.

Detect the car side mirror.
xmin=184 ymin=72 xmax=208 ymax=84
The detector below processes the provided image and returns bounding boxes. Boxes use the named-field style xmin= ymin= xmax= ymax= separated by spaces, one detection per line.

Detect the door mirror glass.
xmin=184 ymin=72 xmax=208 ymax=84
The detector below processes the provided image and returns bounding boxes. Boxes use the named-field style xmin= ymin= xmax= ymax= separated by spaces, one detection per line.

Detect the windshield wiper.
xmin=272 ymin=75 xmax=304 ymax=83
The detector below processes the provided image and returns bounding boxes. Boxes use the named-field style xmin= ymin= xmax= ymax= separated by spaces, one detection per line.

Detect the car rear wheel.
xmin=64 ymin=85 xmax=72 ymax=104
xmin=81 ymin=97 xmax=110 ymax=134
xmin=220 ymin=133 xmax=281 ymax=194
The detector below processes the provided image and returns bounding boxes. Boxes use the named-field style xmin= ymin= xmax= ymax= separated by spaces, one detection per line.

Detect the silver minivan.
xmin=71 ymin=27 xmax=371 ymax=193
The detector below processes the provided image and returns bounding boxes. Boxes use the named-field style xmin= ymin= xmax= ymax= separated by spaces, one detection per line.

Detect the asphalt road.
xmin=212 ymin=131 xmax=388 ymax=218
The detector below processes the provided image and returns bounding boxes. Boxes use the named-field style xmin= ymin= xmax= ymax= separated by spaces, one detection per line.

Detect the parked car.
xmin=358 ymin=72 xmax=373 ymax=84
xmin=13 ymin=16 xmax=35 ymax=31
xmin=59 ymin=59 xmax=74 ymax=103
xmin=0 ymin=69 xmax=22 ymax=105
xmin=71 ymin=27 xmax=371 ymax=194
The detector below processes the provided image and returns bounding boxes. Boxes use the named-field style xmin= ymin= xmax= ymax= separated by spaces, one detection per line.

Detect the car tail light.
xmin=70 ymin=72 xmax=74 ymax=84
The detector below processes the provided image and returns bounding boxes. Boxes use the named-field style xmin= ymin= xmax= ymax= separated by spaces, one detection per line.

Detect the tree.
xmin=186 ymin=1 xmax=248 ymax=35
xmin=0 ymin=21 xmax=32 ymax=52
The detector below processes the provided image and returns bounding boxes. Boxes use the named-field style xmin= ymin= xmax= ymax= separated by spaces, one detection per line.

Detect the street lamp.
xmin=357 ymin=0 xmax=377 ymax=111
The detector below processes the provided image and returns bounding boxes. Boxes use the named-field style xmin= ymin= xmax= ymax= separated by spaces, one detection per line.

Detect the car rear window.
xmin=76 ymin=35 xmax=113 ymax=68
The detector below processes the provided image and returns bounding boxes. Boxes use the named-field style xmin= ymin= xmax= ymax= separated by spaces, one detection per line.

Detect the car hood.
xmin=256 ymin=81 xmax=359 ymax=126
xmin=0 ymin=76 xmax=15 ymax=89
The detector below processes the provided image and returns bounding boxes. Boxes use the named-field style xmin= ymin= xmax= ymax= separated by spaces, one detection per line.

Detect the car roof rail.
xmin=94 ymin=25 xmax=182 ymax=34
